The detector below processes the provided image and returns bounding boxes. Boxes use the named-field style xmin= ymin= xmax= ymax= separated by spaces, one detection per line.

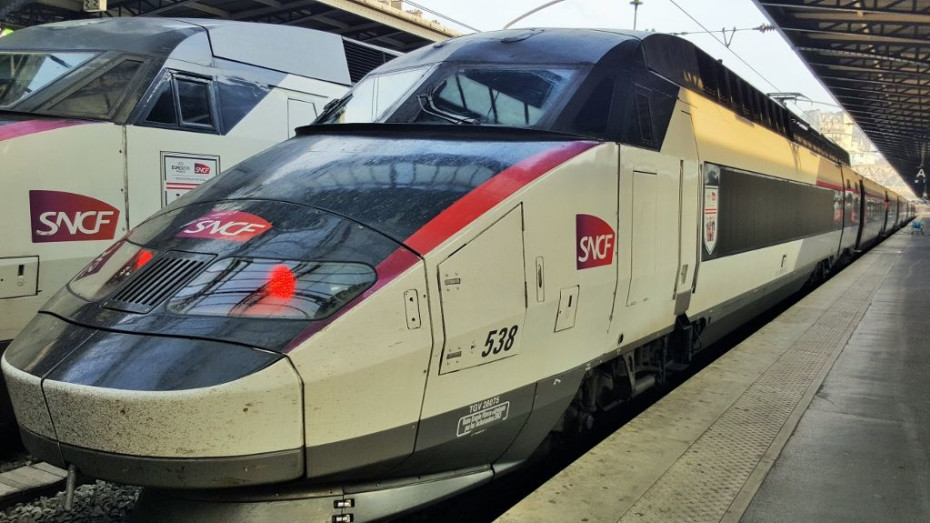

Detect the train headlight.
xmin=166 ymin=258 xmax=375 ymax=320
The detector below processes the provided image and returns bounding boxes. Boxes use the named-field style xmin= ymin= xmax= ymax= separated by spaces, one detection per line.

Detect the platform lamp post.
xmin=631 ymin=0 xmax=643 ymax=30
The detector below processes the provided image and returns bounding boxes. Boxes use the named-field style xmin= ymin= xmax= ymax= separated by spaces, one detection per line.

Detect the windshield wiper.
xmin=417 ymin=90 xmax=479 ymax=126
xmin=49 ymin=55 xmax=70 ymax=68
xmin=317 ymin=93 xmax=353 ymax=124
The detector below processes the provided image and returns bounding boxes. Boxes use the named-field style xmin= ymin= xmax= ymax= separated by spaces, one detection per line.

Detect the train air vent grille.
xmin=343 ymin=39 xmax=398 ymax=83
xmin=104 ymin=252 xmax=214 ymax=314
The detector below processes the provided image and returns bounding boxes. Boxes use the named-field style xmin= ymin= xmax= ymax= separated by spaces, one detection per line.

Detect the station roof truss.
xmin=754 ymin=0 xmax=930 ymax=196
xmin=0 ymin=0 xmax=459 ymax=51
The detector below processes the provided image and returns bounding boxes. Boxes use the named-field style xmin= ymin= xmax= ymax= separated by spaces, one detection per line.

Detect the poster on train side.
xmin=162 ymin=153 xmax=219 ymax=205
xmin=703 ymin=163 xmax=720 ymax=256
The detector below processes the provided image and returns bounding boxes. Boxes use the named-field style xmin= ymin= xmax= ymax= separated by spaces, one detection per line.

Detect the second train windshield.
xmin=318 ymin=64 xmax=579 ymax=129
xmin=0 ymin=51 xmax=96 ymax=107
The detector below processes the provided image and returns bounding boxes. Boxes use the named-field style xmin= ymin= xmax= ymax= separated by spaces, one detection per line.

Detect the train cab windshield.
xmin=0 ymin=50 xmax=147 ymax=120
xmin=318 ymin=64 xmax=581 ymax=128
xmin=0 ymin=52 xmax=96 ymax=106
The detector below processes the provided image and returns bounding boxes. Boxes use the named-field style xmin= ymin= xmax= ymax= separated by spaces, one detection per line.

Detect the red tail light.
xmin=267 ymin=265 xmax=296 ymax=300
xmin=135 ymin=249 xmax=154 ymax=270
xmin=69 ymin=241 xmax=158 ymax=301
xmin=168 ymin=258 xmax=376 ymax=320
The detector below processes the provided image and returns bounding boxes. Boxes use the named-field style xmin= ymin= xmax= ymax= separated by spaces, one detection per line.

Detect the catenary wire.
xmin=666 ymin=0 xmax=782 ymax=92
xmin=403 ymin=0 xmax=483 ymax=33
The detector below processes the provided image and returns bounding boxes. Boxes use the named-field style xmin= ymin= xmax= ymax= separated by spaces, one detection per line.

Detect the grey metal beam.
xmin=143 ymin=0 xmax=198 ymax=16
xmin=231 ymin=0 xmax=320 ymax=21
xmin=793 ymin=11 xmax=930 ymax=23
xmin=782 ymin=27 xmax=930 ymax=45
xmin=818 ymin=73 xmax=930 ymax=88
xmin=332 ymin=21 xmax=380 ymax=34
xmin=758 ymin=0 xmax=930 ymax=17
xmin=313 ymin=0 xmax=456 ymax=42
xmin=797 ymin=46 xmax=930 ymax=67
xmin=807 ymin=61 xmax=930 ymax=78
xmin=186 ymin=1 xmax=230 ymax=17
xmin=830 ymin=84 xmax=930 ymax=100
xmin=36 ymin=0 xmax=80 ymax=12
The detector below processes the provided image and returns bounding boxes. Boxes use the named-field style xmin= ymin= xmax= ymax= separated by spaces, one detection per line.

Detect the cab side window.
xmin=141 ymin=73 xmax=218 ymax=133
xmin=145 ymin=82 xmax=176 ymax=125
xmin=177 ymin=78 xmax=214 ymax=128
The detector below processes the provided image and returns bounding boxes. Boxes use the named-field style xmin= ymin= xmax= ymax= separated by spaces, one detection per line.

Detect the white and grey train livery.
xmin=2 ymin=28 xmax=913 ymax=521
xmin=0 ymin=17 xmax=396 ymax=439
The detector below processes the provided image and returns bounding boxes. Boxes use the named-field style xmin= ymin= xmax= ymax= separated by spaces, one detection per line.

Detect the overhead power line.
xmin=666 ymin=0 xmax=781 ymax=92
xmin=503 ymin=0 xmax=567 ymax=29
xmin=403 ymin=0 xmax=483 ymax=33
xmin=767 ymin=92 xmax=840 ymax=109
xmin=668 ymin=24 xmax=775 ymax=46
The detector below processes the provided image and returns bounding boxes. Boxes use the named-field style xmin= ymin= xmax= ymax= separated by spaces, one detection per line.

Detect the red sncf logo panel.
xmin=30 ymin=190 xmax=120 ymax=243
xmin=576 ymin=214 xmax=615 ymax=269
xmin=177 ymin=210 xmax=271 ymax=242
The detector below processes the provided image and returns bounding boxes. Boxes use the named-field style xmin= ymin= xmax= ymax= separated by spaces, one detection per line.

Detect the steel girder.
xmin=755 ymin=0 xmax=930 ymax=196
xmin=0 ymin=0 xmax=454 ymax=51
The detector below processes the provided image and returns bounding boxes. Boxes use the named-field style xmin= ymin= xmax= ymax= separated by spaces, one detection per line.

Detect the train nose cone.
xmin=1 ymin=313 xmax=305 ymax=488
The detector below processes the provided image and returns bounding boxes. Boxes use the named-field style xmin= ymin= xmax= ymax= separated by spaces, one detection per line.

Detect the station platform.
xmin=499 ymin=227 xmax=929 ymax=523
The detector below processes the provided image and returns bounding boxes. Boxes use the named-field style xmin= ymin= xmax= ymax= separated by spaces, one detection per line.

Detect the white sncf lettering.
xmin=182 ymin=220 xmax=268 ymax=237
xmin=35 ymin=211 xmax=116 ymax=236
xmin=577 ymin=234 xmax=614 ymax=263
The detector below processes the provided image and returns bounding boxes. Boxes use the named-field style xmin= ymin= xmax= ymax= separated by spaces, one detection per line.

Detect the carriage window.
xmin=177 ymin=78 xmax=214 ymax=129
xmin=49 ymin=59 xmax=142 ymax=118
xmin=144 ymin=82 xmax=176 ymax=125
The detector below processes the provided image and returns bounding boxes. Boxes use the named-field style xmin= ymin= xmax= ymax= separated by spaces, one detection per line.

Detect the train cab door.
xmin=411 ymin=206 xmax=531 ymax=471
xmin=882 ymin=190 xmax=891 ymax=235
xmin=672 ymin=113 xmax=700 ymax=314
xmin=855 ymin=179 xmax=866 ymax=249
xmin=613 ymin=107 xmax=699 ymax=344
xmin=435 ymin=206 xmax=527 ymax=376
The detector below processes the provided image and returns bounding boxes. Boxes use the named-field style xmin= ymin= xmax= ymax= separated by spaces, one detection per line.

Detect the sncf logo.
xmin=29 ymin=191 xmax=120 ymax=243
xmin=194 ymin=163 xmax=211 ymax=175
xmin=177 ymin=210 xmax=271 ymax=242
xmin=576 ymin=214 xmax=615 ymax=270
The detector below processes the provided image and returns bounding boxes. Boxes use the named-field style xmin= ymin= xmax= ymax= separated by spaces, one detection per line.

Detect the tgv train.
xmin=0 ymin=17 xmax=396 ymax=440
xmin=2 ymin=28 xmax=914 ymax=521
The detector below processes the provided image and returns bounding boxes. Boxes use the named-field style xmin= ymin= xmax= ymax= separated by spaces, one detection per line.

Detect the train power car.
xmin=0 ymin=17 xmax=396 ymax=440
xmin=1 ymin=28 xmax=909 ymax=521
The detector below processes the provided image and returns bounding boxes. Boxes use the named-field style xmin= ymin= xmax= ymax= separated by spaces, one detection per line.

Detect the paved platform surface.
xmin=499 ymin=229 xmax=926 ymax=523
xmin=742 ymin=231 xmax=930 ymax=522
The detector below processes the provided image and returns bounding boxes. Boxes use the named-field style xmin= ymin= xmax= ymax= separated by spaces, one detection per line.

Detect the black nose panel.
xmin=6 ymin=313 xmax=281 ymax=391
xmin=3 ymin=313 xmax=96 ymax=377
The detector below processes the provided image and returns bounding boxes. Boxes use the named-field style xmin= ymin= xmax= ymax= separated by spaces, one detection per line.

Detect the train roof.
xmin=0 ymin=17 xmax=357 ymax=85
xmin=373 ymin=27 xmax=850 ymax=166
xmin=380 ymin=27 xmax=646 ymax=69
